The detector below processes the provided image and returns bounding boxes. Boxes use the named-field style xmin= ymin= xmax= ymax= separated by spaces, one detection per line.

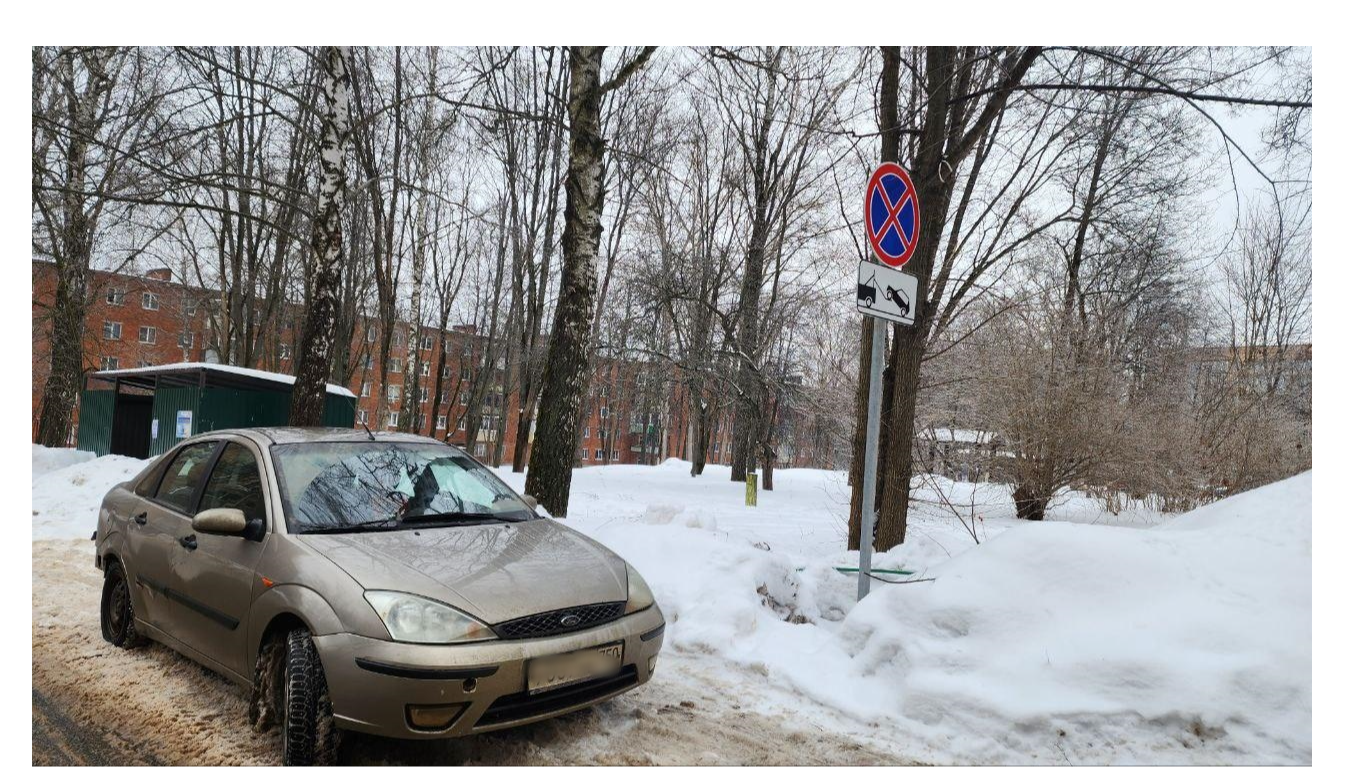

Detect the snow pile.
xmin=32 ymin=448 xmax=149 ymax=540
xmin=32 ymin=444 xmax=96 ymax=479
xmin=31 ymin=445 xmax=1309 ymax=762
xmin=839 ymin=471 xmax=1312 ymax=763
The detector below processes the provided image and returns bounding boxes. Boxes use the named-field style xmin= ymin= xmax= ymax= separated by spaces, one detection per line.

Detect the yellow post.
xmin=745 ymin=472 xmax=757 ymax=506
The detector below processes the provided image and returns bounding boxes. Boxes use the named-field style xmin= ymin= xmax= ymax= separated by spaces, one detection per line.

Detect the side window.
xmin=154 ymin=442 xmax=218 ymax=512
xmin=199 ymin=443 xmax=267 ymax=526
xmin=134 ymin=453 xmax=175 ymax=497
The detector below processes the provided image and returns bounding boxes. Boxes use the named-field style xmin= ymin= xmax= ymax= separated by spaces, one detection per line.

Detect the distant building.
xmin=915 ymin=427 xmax=1007 ymax=483
xmin=32 ymin=259 xmax=823 ymax=468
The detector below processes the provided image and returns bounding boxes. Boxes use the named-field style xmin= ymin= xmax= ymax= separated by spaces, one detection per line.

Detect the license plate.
xmin=526 ymin=643 xmax=623 ymax=695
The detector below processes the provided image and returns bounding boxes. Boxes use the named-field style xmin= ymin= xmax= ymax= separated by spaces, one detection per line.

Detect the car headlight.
xmin=624 ymin=562 xmax=655 ymax=614
xmin=364 ymin=591 xmax=497 ymax=644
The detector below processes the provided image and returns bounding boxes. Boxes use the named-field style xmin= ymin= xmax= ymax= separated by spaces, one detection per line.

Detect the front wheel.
xmin=282 ymin=628 xmax=339 ymax=766
xmin=100 ymin=560 xmax=146 ymax=648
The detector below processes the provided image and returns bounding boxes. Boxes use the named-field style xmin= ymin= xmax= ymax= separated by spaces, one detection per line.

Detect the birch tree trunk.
xmin=525 ymin=46 xmax=654 ymax=515
xmin=289 ymin=46 xmax=351 ymax=426
xmin=525 ymin=47 xmax=608 ymax=516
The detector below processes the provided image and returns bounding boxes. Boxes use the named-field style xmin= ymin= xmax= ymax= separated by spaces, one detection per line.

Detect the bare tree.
xmin=289 ymin=46 xmax=352 ymax=426
xmin=33 ymin=47 xmax=167 ymax=445
xmin=526 ymin=46 xmax=656 ymax=517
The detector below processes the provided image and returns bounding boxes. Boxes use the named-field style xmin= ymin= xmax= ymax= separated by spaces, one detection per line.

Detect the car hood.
xmin=297 ymin=519 xmax=628 ymax=625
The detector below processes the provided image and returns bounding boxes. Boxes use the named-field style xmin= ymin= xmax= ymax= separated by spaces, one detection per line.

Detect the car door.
xmin=128 ymin=440 xmax=219 ymax=637
xmin=163 ymin=438 xmax=271 ymax=679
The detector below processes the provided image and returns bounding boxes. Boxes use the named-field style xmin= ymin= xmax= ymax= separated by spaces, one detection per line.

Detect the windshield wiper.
xmin=400 ymin=510 xmax=527 ymax=526
xmin=297 ymin=516 xmax=401 ymax=534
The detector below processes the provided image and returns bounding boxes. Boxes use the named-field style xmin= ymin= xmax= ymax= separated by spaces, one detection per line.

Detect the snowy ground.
xmin=31 ymin=446 xmax=1311 ymax=764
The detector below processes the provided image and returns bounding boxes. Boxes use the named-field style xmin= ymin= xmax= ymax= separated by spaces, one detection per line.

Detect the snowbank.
xmin=838 ymin=471 xmax=1312 ymax=763
xmin=32 ymin=445 xmax=1309 ymax=762
xmin=32 ymin=444 xmax=96 ymax=479
xmin=32 ymin=448 xmax=149 ymax=540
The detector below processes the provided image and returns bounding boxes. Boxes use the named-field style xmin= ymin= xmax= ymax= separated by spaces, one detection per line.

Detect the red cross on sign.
xmin=864 ymin=162 xmax=920 ymax=268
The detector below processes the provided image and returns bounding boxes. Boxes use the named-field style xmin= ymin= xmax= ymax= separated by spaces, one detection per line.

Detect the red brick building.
xmin=33 ymin=259 xmax=778 ymax=467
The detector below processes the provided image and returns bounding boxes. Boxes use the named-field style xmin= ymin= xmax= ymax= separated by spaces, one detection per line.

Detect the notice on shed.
xmin=175 ymin=410 xmax=193 ymax=439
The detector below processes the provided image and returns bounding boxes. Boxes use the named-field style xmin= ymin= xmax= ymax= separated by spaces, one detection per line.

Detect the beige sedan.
xmin=95 ymin=427 xmax=665 ymax=765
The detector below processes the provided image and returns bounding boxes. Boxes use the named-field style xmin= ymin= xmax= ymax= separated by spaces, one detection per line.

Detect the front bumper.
xmin=313 ymin=603 xmax=665 ymax=739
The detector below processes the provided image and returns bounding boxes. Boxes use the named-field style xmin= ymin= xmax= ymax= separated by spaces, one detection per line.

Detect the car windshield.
xmin=272 ymin=441 xmax=535 ymax=533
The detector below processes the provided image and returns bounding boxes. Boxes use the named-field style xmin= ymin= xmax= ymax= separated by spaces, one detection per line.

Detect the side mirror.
xmin=521 ymin=494 xmax=538 ymax=509
xmin=193 ymin=507 xmax=248 ymax=536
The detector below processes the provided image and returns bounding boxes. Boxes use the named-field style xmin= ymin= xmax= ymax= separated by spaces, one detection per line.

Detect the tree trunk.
xmin=846 ymin=45 xmax=901 ymax=545
xmin=1013 ymin=484 xmax=1050 ymax=521
xmin=729 ymin=213 xmax=769 ymax=482
xmin=289 ymin=46 xmax=351 ymax=427
xmin=524 ymin=47 xmax=609 ymax=518
xmin=689 ymin=388 xmax=709 ymax=475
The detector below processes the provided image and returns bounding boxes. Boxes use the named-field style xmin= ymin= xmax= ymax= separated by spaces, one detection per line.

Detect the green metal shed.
xmin=76 ymin=363 xmax=356 ymax=458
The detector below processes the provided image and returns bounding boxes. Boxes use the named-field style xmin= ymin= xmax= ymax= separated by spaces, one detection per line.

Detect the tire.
xmin=282 ymin=628 xmax=339 ymax=766
xmin=100 ymin=560 xmax=146 ymax=648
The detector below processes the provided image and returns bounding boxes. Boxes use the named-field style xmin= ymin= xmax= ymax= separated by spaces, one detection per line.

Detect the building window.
xmin=105 ymin=288 xmax=125 ymax=306
xmin=360 ymin=382 xmax=371 ymax=398
xmin=595 ymin=449 xmax=603 ymax=460
xmin=421 ymin=361 xmax=430 ymax=377
xmin=457 ymin=416 xmax=466 ymax=431
xmin=442 ymin=365 xmax=451 ymax=378
xmin=102 ymin=321 xmax=122 ymax=340
xmin=99 ymin=356 xmax=119 ymax=371
xmin=612 ymin=449 xmax=619 ymax=461
xmin=387 ymin=412 xmax=399 ymax=429
xmin=358 ymin=410 xmax=368 ymax=424
xmin=481 ymin=414 xmax=495 ymax=431
xmin=581 ymin=448 xmax=589 ymax=460
xmin=421 ymin=336 xmax=434 ymax=351
xmin=436 ymin=415 xmax=447 ymax=431
xmin=362 ymin=353 xmax=373 ymax=370
xmin=419 ymin=414 xmax=427 ymax=430
xmin=279 ymin=343 xmax=291 ymax=359
xmin=460 ymin=369 xmax=470 ymax=381
xmin=142 ymin=292 xmax=159 ymax=311
xmin=420 ymin=387 xmax=429 ymax=403
xmin=138 ymin=326 xmax=156 ymax=344
xmin=185 ymin=298 xmax=198 ymax=316
xmin=600 ymin=406 xmax=609 ymax=419
xmin=387 ymin=385 xmax=401 ymax=403
xmin=475 ymin=443 xmax=487 ymax=458
xmin=389 ymin=357 xmax=403 ymax=373
xmin=459 ymin=391 xmax=469 ymax=405
xmin=366 ymin=325 xmax=377 ymax=342
xmin=583 ymin=426 xmax=590 ymax=438
xmin=177 ymin=332 xmax=193 ymax=348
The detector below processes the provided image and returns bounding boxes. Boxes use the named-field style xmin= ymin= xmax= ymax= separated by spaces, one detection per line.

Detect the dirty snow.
xmin=31 ymin=446 xmax=149 ymax=540
xmin=32 ymin=446 xmax=1311 ymax=764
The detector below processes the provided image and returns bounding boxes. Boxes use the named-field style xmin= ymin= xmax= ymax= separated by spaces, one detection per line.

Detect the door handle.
xmin=133 ymin=512 xmax=147 ymax=526
xmin=179 ymin=534 xmax=198 ymax=551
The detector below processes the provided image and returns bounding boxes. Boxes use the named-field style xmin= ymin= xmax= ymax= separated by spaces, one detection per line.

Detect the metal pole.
xmin=857 ymin=317 xmax=886 ymax=601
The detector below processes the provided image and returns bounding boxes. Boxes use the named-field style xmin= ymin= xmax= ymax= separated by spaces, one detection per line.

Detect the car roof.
xmin=196 ymin=426 xmax=451 ymax=447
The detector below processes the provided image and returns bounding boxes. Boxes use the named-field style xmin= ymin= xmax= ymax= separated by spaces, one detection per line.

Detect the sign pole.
xmin=856 ymin=161 xmax=919 ymax=602
xmin=857 ymin=316 xmax=885 ymax=601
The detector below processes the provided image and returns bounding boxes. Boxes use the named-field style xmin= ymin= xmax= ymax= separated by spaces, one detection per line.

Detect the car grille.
xmin=492 ymin=602 xmax=626 ymax=640
xmin=475 ymin=666 xmax=639 ymax=729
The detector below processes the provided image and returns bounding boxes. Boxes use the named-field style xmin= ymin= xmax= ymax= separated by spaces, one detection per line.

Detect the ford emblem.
xmin=560 ymin=613 xmax=582 ymax=627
